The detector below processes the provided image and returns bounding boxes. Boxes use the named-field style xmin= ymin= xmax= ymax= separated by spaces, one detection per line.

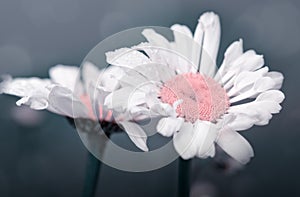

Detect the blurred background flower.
xmin=0 ymin=0 xmax=299 ymax=196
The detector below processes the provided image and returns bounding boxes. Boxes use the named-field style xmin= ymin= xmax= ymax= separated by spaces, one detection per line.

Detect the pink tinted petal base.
xmin=80 ymin=95 xmax=114 ymax=122
xmin=159 ymin=73 xmax=229 ymax=123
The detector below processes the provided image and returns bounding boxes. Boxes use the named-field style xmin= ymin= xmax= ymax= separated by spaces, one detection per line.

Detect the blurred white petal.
xmin=49 ymin=64 xmax=80 ymax=91
xmin=82 ymin=62 xmax=101 ymax=92
xmin=48 ymin=85 xmax=88 ymax=118
xmin=0 ymin=76 xmax=51 ymax=110
xmin=100 ymin=66 xmax=126 ymax=92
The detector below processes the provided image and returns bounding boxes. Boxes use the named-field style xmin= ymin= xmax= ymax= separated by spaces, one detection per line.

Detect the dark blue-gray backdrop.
xmin=0 ymin=0 xmax=299 ymax=196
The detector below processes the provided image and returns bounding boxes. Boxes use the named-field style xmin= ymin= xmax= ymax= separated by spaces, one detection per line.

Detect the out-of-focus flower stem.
xmin=178 ymin=158 xmax=191 ymax=197
xmin=82 ymin=152 xmax=102 ymax=197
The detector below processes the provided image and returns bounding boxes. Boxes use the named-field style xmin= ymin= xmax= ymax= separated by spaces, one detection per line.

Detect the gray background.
xmin=0 ymin=0 xmax=299 ymax=196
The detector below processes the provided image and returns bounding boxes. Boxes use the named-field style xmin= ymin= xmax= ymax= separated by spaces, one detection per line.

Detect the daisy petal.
xmin=216 ymin=127 xmax=254 ymax=164
xmin=48 ymin=85 xmax=88 ymax=118
xmin=100 ymin=66 xmax=126 ymax=92
xmin=236 ymin=67 xmax=268 ymax=89
xmin=119 ymin=121 xmax=149 ymax=151
xmin=256 ymin=90 xmax=285 ymax=103
xmin=82 ymin=62 xmax=101 ymax=92
xmin=173 ymin=121 xmax=217 ymax=159
xmin=206 ymin=145 xmax=216 ymax=157
xmin=228 ymin=88 xmax=283 ymax=129
xmin=156 ymin=117 xmax=184 ymax=137
xmin=142 ymin=29 xmax=170 ymax=48
xmin=265 ymin=71 xmax=284 ymax=90
xmin=141 ymin=29 xmax=195 ymax=74
xmin=16 ymin=96 xmax=48 ymax=110
xmin=217 ymin=39 xmax=244 ymax=75
xmin=194 ymin=120 xmax=218 ymax=158
xmin=227 ymin=113 xmax=257 ymax=131
xmin=233 ymin=50 xmax=264 ymax=72
xmin=219 ymin=50 xmax=264 ymax=84
xmin=173 ymin=122 xmax=195 ymax=159
xmin=229 ymin=73 xmax=283 ymax=104
xmin=118 ymin=68 xmax=149 ymax=87
xmin=171 ymin=24 xmax=197 ymax=67
xmin=194 ymin=12 xmax=221 ymax=77
xmin=104 ymin=87 xmax=146 ymax=111
xmin=171 ymin=24 xmax=193 ymax=39
xmin=49 ymin=65 xmax=79 ymax=91
xmin=0 ymin=76 xmax=51 ymax=110
xmin=106 ymin=48 xmax=151 ymax=68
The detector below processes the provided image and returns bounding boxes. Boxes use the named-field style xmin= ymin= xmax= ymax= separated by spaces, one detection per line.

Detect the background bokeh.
xmin=0 ymin=0 xmax=299 ymax=196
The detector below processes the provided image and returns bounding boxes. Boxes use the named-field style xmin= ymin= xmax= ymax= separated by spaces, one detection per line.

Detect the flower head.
xmin=0 ymin=62 xmax=150 ymax=152
xmin=105 ymin=12 xmax=285 ymax=164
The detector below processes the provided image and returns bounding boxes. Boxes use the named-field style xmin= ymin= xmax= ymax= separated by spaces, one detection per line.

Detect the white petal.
xmin=219 ymin=50 xmax=264 ymax=84
xmin=118 ymin=68 xmax=149 ymax=87
xmin=119 ymin=121 xmax=149 ymax=151
xmin=171 ymin=24 xmax=193 ymax=39
xmin=253 ymin=77 xmax=276 ymax=92
xmin=0 ymin=76 xmax=51 ymax=97
xmin=106 ymin=47 xmax=151 ymax=68
xmin=154 ymin=63 xmax=176 ymax=82
xmin=0 ymin=76 xmax=52 ymax=110
xmin=171 ymin=24 xmax=198 ymax=69
xmin=215 ymin=39 xmax=244 ymax=81
xmin=89 ymin=85 xmax=110 ymax=106
xmin=142 ymin=29 xmax=170 ymax=48
xmin=227 ymin=112 xmax=257 ymax=131
xmin=156 ymin=117 xmax=184 ymax=137
xmin=194 ymin=12 xmax=221 ymax=77
xmin=104 ymin=87 xmax=146 ymax=111
xmin=216 ymin=127 xmax=254 ymax=164
xmin=49 ymin=65 xmax=79 ymax=91
xmin=48 ymin=85 xmax=88 ymax=118
xmin=173 ymin=122 xmax=195 ymax=159
xmin=233 ymin=50 xmax=264 ymax=72
xmin=173 ymin=121 xmax=217 ymax=159
xmin=225 ymin=67 xmax=267 ymax=96
xmin=129 ymin=106 xmax=150 ymax=121
xmin=139 ymin=31 xmax=195 ymax=74
xmin=100 ymin=66 xmax=126 ymax=92
xmin=207 ymin=145 xmax=216 ymax=157
xmin=81 ymin=62 xmax=101 ymax=92
xmin=228 ymin=93 xmax=283 ymax=129
xmin=194 ymin=120 xmax=218 ymax=158
xmin=145 ymin=91 xmax=176 ymax=117
xmin=256 ymin=90 xmax=285 ymax=103
xmin=16 ymin=96 xmax=48 ymax=110
xmin=229 ymin=76 xmax=282 ymax=104
xmin=265 ymin=71 xmax=284 ymax=90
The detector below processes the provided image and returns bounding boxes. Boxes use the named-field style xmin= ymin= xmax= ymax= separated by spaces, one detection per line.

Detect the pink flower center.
xmin=159 ymin=73 xmax=229 ymax=123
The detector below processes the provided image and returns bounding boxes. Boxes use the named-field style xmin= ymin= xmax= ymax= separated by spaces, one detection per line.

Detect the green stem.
xmin=82 ymin=152 xmax=101 ymax=197
xmin=178 ymin=158 xmax=191 ymax=197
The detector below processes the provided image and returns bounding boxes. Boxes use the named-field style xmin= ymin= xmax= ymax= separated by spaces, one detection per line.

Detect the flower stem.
xmin=82 ymin=152 xmax=101 ymax=197
xmin=178 ymin=158 xmax=191 ymax=197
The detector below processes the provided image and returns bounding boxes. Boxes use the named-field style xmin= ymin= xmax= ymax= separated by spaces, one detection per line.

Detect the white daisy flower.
xmin=0 ymin=62 xmax=150 ymax=152
xmin=105 ymin=12 xmax=285 ymax=164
